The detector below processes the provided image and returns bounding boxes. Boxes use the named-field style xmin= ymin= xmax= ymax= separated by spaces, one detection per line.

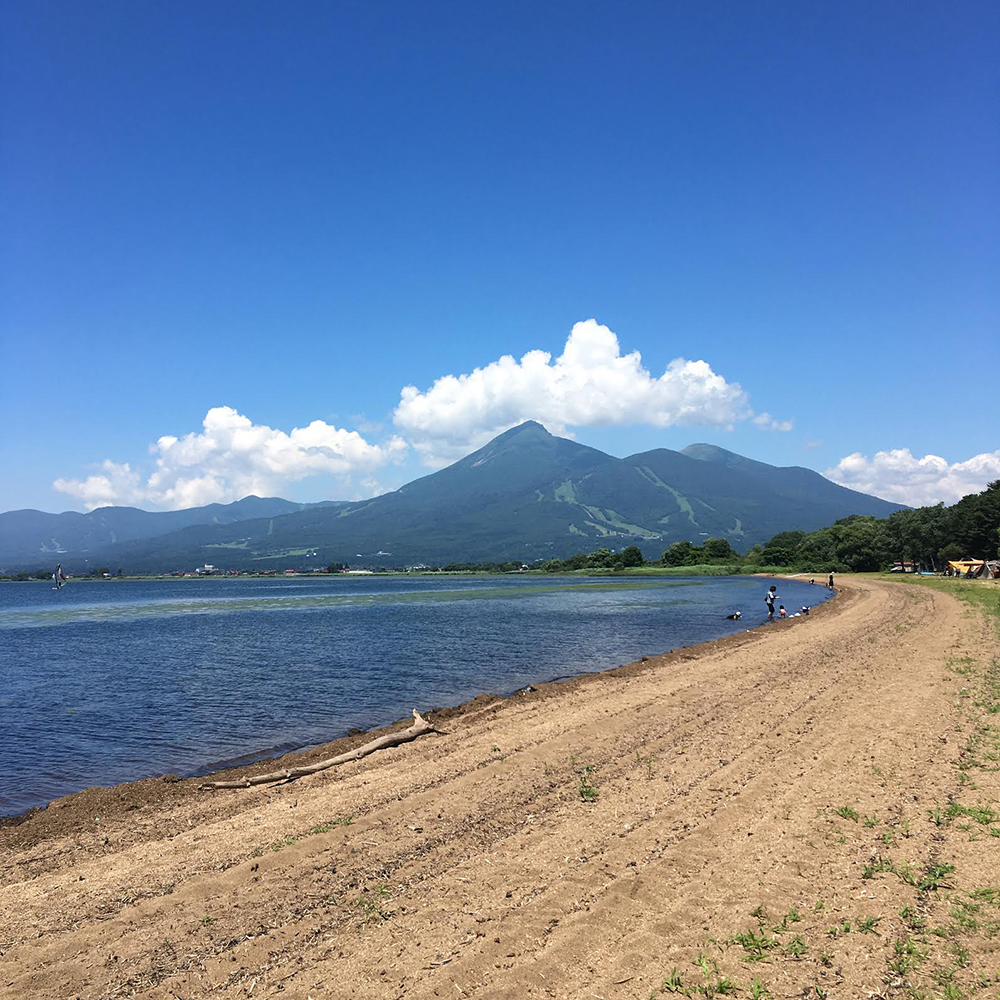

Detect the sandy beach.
xmin=2 ymin=576 xmax=998 ymax=999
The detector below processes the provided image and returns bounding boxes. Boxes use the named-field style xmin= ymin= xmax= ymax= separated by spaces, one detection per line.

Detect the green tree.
xmin=938 ymin=542 xmax=964 ymax=563
xmin=701 ymin=537 xmax=737 ymax=562
xmin=619 ymin=545 xmax=645 ymax=567
xmin=587 ymin=547 xmax=614 ymax=568
xmin=661 ymin=541 xmax=701 ymax=567
xmin=761 ymin=531 xmax=805 ymax=566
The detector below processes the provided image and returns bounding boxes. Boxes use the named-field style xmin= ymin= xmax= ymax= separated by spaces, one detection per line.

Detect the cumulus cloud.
xmin=54 ymin=406 xmax=407 ymax=510
xmin=826 ymin=448 xmax=1000 ymax=506
xmin=752 ymin=412 xmax=794 ymax=432
xmin=393 ymin=319 xmax=778 ymax=466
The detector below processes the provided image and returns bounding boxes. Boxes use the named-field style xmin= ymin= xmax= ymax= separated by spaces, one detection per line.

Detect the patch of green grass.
xmin=834 ymin=805 xmax=860 ymax=822
xmin=856 ymin=916 xmax=881 ymax=934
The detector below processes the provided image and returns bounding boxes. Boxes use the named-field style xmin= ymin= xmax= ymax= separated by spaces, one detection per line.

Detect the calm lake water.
xmin=0 ymin=574 xmax=827 ymax=815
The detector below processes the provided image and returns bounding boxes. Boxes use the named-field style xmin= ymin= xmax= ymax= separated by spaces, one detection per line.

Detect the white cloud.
xmin=54 ymin=406 xmax=407 ymax=510
xmin=804 ymin=440 xmax=824 ymax=450
xmin=826 ymin=448 xmax=1000 ymax=506
xmin=752 ymin=412 xmax=794 ymax=432
xmin=394 ymin=319 xmax=776 ymax=467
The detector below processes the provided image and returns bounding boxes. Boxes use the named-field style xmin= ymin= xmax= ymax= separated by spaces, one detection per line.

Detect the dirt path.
xmin=2 ymin=577 xmax=998 ymax=1000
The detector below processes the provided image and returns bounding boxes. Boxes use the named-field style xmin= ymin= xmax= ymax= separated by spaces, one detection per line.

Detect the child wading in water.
xmin=765 ymin=585 xmax=779 ymax=621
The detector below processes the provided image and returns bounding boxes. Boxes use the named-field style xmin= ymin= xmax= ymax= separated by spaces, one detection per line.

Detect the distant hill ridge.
xmin=0 ymin=422 xmax=905 ymax=571
xmin=0 ymin=496 xmax=347 ymax=564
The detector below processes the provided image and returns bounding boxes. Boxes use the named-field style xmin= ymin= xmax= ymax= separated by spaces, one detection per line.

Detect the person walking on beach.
xmin=765 ymin=585 xmax=778 ymax=621
xmin=828 ymin=573 xmax=835 ymax=589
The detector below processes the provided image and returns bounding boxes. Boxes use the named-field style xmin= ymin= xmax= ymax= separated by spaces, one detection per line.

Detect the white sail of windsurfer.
xmin=52 ymin=563 xmax=68 ymax=589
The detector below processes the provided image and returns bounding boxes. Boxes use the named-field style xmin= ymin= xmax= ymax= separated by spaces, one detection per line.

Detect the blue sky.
xmin=2 ymin=0 xmax=997 ymax=512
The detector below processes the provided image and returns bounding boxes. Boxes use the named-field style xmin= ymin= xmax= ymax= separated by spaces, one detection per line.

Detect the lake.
xmin=0 ymin=574 xmax=828 ymax=815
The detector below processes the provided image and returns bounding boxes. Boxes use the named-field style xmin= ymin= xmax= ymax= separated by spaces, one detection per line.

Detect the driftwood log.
xmin=201 ymin=709 xmax=440 ymax=789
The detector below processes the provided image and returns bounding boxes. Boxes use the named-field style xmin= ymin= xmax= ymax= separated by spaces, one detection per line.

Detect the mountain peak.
xmin=681 ymin=443 xmax=738 ymax=462
xmin=495 ymin=420 xmax=551 ymax=440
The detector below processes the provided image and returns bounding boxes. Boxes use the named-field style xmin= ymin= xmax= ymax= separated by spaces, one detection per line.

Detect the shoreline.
xmin=4 ymin=576 xmax=998 ymax=998
xmin=1 ymin=577 xmax=837 ymax=830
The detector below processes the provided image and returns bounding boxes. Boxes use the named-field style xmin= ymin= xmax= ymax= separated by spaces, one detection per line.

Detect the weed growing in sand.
xmin=748 ymin=979 xmax=772 ymax=999
xmin=919 ymin=861 xmax=956 ymax=891
xmin=834 ymin=805 xmax=859 ymax=822
xmin=730 ymin=926 xmax=778 ymax=962
xmin=635 ymin=750 xmax=656 ymax=779
xmin=307 ymin=814 xmax=355 ymax=834
xmin=578 ymin=766 xmax=599 ymax=802
xmin=659 ymin=968 xmax=684 ymax=992
xmin=863 ymin=814 xmax=879 ymax=828
xmin=949 ymin=898 xmax=982 ymax=934
xmin=355 ymin=883 xmax=393 ymax=924
xmin=783 ymin=934 xmax=806 ymax=958
xmin=855 ymin=916 xmax=881 ymax=934
xmin=950 ymin=940 xmax=971 ymax=968
xmin=887 ymin=935 xmax=925 ymax=975
xmin=947 ymin=801 xmax=999 ymax=825
xmin=825 ymin=919 xmax=851 ymax=938
xmin=900 ymin=905 xmax=926 ymax=931
xmin=200 ymin=915 xmax=214 ymax=927
xmin=861 ymin=856 xmax=895 ymax=880
xmin=771 ymin=907 xmax=802 ymax=933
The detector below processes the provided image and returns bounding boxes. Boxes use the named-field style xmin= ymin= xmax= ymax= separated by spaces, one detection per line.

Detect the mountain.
xmin=0 ymin=423 xmax=906 ymax=571
xmin=0 ymin=495 xmax=347 ymax=565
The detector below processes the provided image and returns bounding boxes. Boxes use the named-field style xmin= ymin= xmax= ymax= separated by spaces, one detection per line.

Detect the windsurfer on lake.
xmin=53 ymin=564 xmax=68 ymax=590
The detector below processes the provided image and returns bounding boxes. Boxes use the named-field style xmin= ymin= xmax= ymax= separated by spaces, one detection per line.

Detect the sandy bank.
xmin=2 ymin=577 xmax=997 ymax=999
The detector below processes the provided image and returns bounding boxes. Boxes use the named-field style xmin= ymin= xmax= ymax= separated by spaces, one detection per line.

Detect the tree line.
xmin=663 ymin=479 xmax=1000 ymax=572
xmin=5 ymin=481 xmax=996 ymax=580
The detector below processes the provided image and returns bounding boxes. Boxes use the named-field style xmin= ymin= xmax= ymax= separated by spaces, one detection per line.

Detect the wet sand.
xmin=2 ymin=576 xmax=998 ymax=998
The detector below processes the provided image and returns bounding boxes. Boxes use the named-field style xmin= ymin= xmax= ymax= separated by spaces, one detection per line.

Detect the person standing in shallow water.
xmin=765 ymin=585 xmax=778 ymax=621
